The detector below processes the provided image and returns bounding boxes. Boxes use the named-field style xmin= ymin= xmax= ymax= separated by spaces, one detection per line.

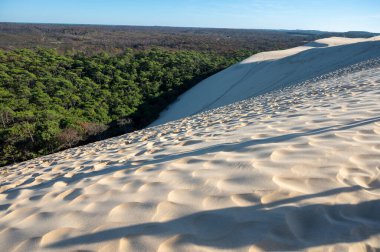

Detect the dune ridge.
xmin=152 ymin=36 xmax=380 ymax=126
xmin=1 ymin=57 xmax=380 ymax=251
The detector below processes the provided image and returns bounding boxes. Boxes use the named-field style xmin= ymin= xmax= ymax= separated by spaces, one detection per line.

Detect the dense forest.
xmin=1 ymin=23 xmax=377 ymax=55
xmin=0 ymin=47 xmax=254 ymax=166
xmin=0 ymin=23 xmax=321 ymax=54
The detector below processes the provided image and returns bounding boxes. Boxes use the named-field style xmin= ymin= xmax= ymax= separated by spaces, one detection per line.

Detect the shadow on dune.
xmin=2 ymin=116 xmax=380 ymax=196
xmin=48 ymin=185 xmax=380 ymax=250
xmin=305 ymin=42 xmax=329 ymax=48
xmin=144 ymin=115 xmax=380 ymax=163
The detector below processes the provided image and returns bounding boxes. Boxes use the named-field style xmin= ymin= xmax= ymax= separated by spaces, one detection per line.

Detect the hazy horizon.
xmin=1 ymin=21 xmax=379 ymax=35
xmin=0 ymin=0 xmax=379 ymax=33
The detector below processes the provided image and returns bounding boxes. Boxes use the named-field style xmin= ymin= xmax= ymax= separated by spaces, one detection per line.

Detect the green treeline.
xmin=0 ymin=48 xmax=254 ymax=166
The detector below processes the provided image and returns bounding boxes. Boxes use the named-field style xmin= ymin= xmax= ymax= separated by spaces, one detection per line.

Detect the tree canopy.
xmin=0 ymin=48 xmax=254 ymax=166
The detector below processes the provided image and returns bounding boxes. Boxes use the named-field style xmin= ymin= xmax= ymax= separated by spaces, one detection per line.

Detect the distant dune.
xmin=152 ymin=36 xmax=380 ymax=126
xmin=1 ymin=38 xmax=380 ymax=251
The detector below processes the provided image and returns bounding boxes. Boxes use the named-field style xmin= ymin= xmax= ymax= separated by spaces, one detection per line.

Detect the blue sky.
xmin=0 ymin=0 xmax=379 ymax=32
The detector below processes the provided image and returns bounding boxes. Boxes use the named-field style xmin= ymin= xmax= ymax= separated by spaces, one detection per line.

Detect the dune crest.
xmin=152 ymin=36 xmax=380 ymax=126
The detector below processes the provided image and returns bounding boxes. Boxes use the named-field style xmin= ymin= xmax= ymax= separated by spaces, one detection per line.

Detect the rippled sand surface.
xmin=1 ymin=62 xmax=380 ymax=251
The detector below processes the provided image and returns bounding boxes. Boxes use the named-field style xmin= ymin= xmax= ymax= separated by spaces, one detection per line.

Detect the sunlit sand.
xmin=1 ymin=38 xmax=380 ymax=251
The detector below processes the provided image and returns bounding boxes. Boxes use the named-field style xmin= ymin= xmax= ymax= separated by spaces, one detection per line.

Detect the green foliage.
xmin=0 ymin=48 xmax=253 ymax=166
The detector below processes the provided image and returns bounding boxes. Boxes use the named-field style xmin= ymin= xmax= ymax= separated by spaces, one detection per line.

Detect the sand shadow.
xmin=48 ymin=185 xmax=380 ymax=250
xmin=143 ymin=115 xmax=380 ymax=164
xmin=2 ymin=116 xmax=380 ymax=196
xmin=305 ymin=42 xmax=329 ymax=48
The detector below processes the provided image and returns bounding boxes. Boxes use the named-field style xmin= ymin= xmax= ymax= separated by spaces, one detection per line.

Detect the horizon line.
xmin=1 ymin=21 xmax=378 ymax=34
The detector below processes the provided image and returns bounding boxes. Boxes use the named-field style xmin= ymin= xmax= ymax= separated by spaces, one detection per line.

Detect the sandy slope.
xmin=0 ymin=59 xmax=379 ymax=251
xmin=152 ymin=36 xmax=380 ymax=126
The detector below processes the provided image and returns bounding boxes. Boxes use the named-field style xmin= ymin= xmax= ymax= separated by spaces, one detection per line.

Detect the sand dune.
xmin=152 ymin=36 xmax=380 ymax=126
xmin=0 ymin=57 xmax=379 ymax=251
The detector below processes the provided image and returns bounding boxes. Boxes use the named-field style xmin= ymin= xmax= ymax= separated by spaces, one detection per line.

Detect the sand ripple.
xmin=1 ymin=62 xmax=380 ymax=251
